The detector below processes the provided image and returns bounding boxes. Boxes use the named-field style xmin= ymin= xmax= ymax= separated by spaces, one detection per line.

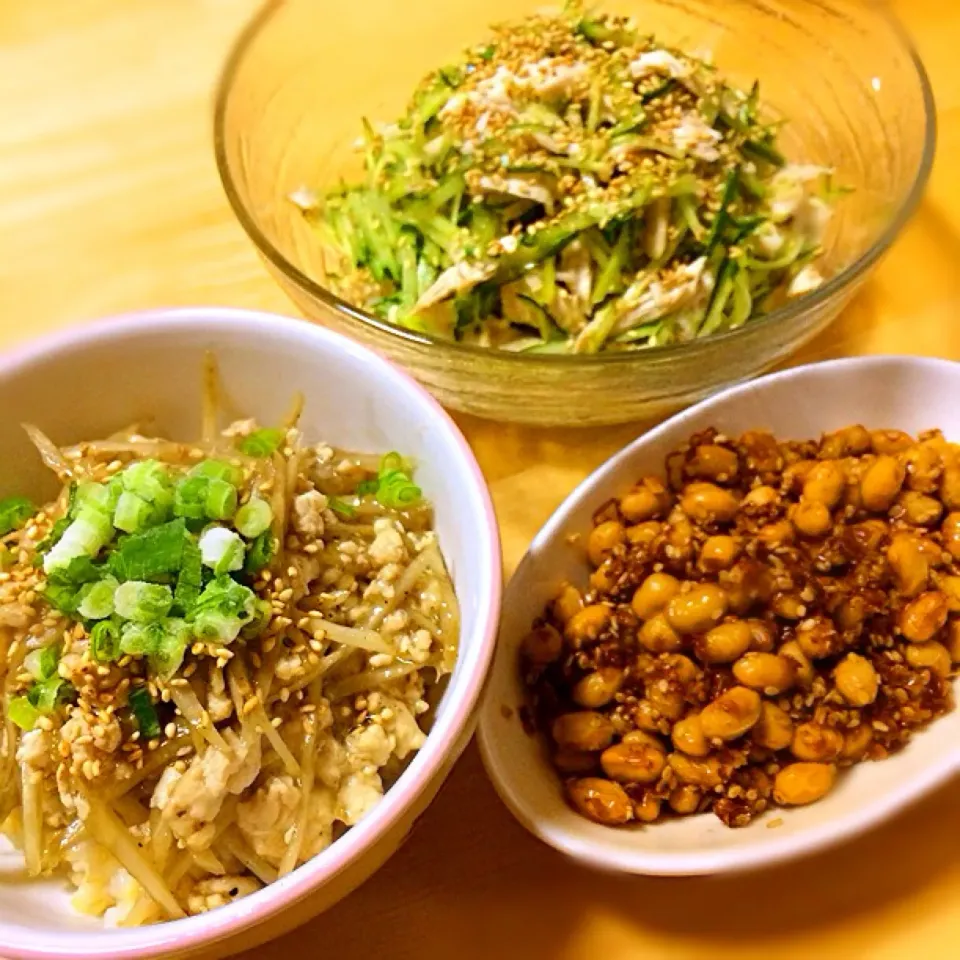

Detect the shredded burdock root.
xmin=521 ymin=425 xmax=960 ymax=828
xmin=0 ymin=358 xmax=459 ymax=925
xmin=293 ymin=1 xmax=846 ymax=353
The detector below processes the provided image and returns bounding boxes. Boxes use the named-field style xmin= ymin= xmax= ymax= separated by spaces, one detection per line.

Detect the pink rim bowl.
xmin=0 ymin=307 xmax=502 ymax=959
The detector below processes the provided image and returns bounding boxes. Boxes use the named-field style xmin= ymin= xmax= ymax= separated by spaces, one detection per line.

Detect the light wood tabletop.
xmin=2 ymin=1 xmax=960 ymax=957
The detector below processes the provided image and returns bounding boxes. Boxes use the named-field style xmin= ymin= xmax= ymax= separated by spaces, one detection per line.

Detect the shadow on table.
xmin=245 ymin=742 xmax=960 ymax=960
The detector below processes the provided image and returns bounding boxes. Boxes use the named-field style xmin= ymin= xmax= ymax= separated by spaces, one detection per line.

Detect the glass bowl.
xmin=214 ymin=0 xmax=935 ymax=428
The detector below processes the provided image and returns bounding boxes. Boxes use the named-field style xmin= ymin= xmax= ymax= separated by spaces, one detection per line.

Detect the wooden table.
xmin=2 ymin=1 xmax=960 ymax=957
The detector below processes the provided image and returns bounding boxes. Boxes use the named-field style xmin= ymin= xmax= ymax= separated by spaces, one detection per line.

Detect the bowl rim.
xmin=0 ymin=307 xmax=503 ymax=959
xmin=213 ymin=0 xmax=937 ymax=367
xmin=477 ymin=354 xmax=960 ymax=876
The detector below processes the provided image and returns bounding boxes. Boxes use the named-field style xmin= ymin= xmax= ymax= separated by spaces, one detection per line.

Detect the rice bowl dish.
xmin=0 ymin=357 xmax=459 ymax=926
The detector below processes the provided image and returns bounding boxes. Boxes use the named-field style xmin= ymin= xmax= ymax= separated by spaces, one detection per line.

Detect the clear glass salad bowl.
xmin=214 ymin=0 xmax=934 ymax=427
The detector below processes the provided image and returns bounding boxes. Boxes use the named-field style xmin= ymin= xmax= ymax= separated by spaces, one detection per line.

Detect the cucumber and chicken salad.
xmin=293 ymin=2 xmax=844 ymax=354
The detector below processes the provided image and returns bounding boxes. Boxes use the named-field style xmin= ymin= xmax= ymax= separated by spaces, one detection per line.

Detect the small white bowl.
xmin=479 ymin=355 xmax=960 ymax=877
xmin=0 ymin=308 xmax=501 ymax=959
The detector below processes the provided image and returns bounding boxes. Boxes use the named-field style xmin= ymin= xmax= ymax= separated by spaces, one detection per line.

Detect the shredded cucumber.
xmin=297 ymin=1 xmax=843 ymax=353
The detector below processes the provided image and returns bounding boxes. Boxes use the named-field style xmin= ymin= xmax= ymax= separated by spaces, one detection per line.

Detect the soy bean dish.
xmin=521 ymin=425 xmax=959 ymax=827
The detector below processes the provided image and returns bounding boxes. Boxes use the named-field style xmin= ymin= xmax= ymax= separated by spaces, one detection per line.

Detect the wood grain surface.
xmin=1 ymin=1 xmax=960 ymax=957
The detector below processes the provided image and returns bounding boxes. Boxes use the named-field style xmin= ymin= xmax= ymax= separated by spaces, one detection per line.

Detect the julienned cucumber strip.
xmin=302 ymin=3 xmax=842 ymax=352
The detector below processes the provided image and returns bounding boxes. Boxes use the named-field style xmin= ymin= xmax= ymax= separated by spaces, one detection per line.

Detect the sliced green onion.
xmin=192 ymin=609 xmax=245 ymax=644
xmin=241 ymin=598 xmax=272 ymax=639
xmin=114 ymin=491 xmax=153 ymax=534
xmin=24 ymin=646 xmax=58 ymax=681
xmin=198 ymin=527 xmax=244 ymax=575
xmin=114 ymin=581 xmax=174 ymax=623
xmin=150 ymin=618 xmax=191 ymax=679
xmin=377 ymin=473 xmax=422 ymax=508
xmin=204 ymin=479 xmax=238 ymax=521
xmin=173 ymin=538 xmax=202 ymax=616
xmin=108 ymin=519 xmax=187 ymax=582
xmin=355 ymin=478 xmax=380 ymax=497
xmin=30 ymin=676 xmax=69 ymax=714
xmin=73 ymin=477 xmax=123 ymax=515
xmin=23 ymin=650 xmax=44 ymax=681
xmin=46 ymin=555 xmax=102 ymax=587
xmin=43 ymin=505 xmax=114 ymax=574
xmin=190 ymin=460 xmax=242 ymax=485
xmin=364 ymin=452 xmax=422 ymax=508
xmin=379 ymin=452 xmax=407 ymax=475
xmin=9 ymin=696 xmax=39 ymax=731
xmin=120 ymin=621 xmax=164 ymax=657
xmin=190 ymin=575 xmax=257 ymax=644
xmin=236 ymin=429 xmax=285 ymax=458
xmin=328 ymin=497 xmax=356 ymax=519
xmin=35 ymin=515 xmax=71 ymax=558
xmin=234 ymin=498 xmax=273 ymax=538
xmin=0 ymin=496 xmax=35 ymax=536
xmin=244 ymin=531 xmax=275 ymax=574
xmin=128 ymin=686 xmax=161 ymax=739
xmin=90 ymin=621 xmax=122 ymax=663
xmin=39 ymin=644 xmax=58 ymax=678
xmin=173 ymin=475 xmax=210 ymax=521
xmin=77 ymin=576 xmax=119 ymax=621
xmin=42 ymin=581 xmax=80 ymax=615
xmin=121 ymin=461 xmax=173 ymax=507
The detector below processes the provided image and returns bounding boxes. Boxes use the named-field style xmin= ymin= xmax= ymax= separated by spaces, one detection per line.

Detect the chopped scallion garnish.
xmin=377 ymin=473 xmax=422 ymax=509
xmin=114 ymin=491 xmax=154 ymax=534
xmin=29 ymin=675 xmax=70 ymax=714
xmin=151 ymin=618 xmax=191 ymax=679
xmin=236 ymin=429 xmax=285 ymax=458
xmin=173 ymin=538 xmax=202 ymax=616
xmin=243 ymin=531 xmax=275 ymax=574
xmin=190 ymin=459 xmax=242 ymax=485
xmin=113 ymin=581 xmax=174 ymax=623
xmin=190 ymin=575 xmax=257 ymax=644
xmin=43 ymin=505 xmax=114 ymax=574
xmin=24 ymin=645 xmax=58 ymax=682
xmin=120 ymin=621 xmax=164 ymax=657
xmin=8 ymin=695 xmax=39 ymax=731
xmin=90 ymin=621 xmax=122 ymax=663
xmin=76 ymin=576 xmax=119 ymax=621
xmin=128 ymin=686 xmax=161 ymax=739
xmin=328 ymin=497 xmax=357 ymax=519
xmin=198 ymin=526 xmax=245 ymax=575
xmin=173 ymin=475 xmax=210 ymax=521
xmin=108 ymin=519 xmax=188 ymax=582
xmin=121 ymin=461 xmax=173 ymax=510
xmin=0 ymin=496 xmax=35 ymax=536
xmin=234 ymin=498 xmax=273 ymax=539
xmin=204 ymin=479 xmax=238 ymax=521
